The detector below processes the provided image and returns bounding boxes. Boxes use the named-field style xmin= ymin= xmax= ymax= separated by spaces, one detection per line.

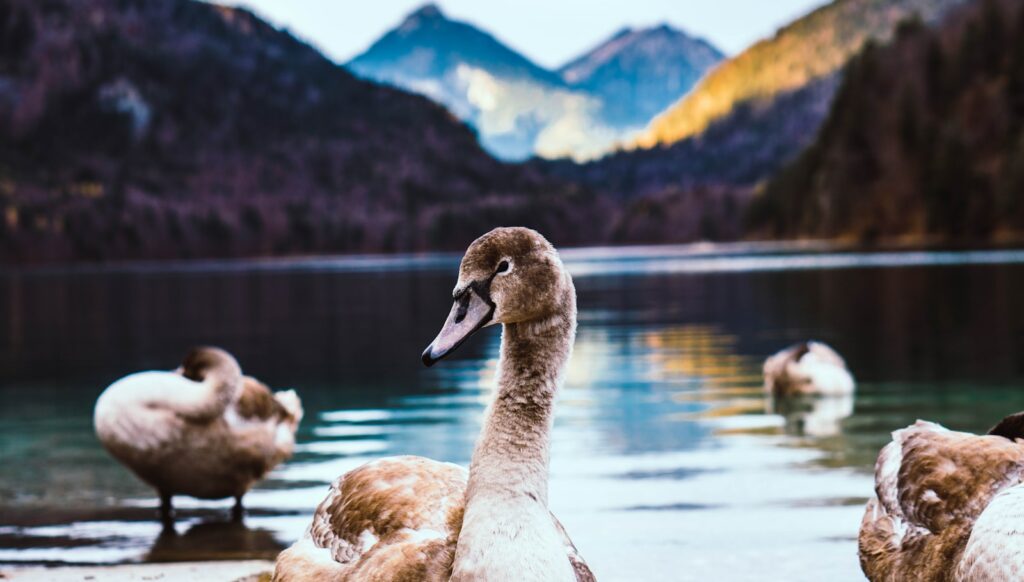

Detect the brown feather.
xmin=274 ymin=456 xmax=594 ymax=581
xmin=235 ymin=376 xmax=292 ymax=422
xmin=859 ymin=421 xmax=1024 ymax=581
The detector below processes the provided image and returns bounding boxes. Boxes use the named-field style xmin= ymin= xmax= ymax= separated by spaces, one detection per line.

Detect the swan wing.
xmin=231 ymin=377 xmax=303 ymax=446
xmin=550 ymin=513 xmax=596 ymax=582
xmin=276 ymin=457 xmax=595 ymax=581
xmin=234 ymin=377 xmax=300 ymax=424
xmin=207 ymin=377 xmax=304 ymax=483
xmin=275 ymin=456 xmax=467 ymax=581
xmin=859 ymin=420 xmax=1024 ymax=580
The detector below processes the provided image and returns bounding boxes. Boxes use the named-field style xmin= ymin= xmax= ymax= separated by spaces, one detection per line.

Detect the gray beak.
xmin=422 ymin=286 xmax=494 ymax=367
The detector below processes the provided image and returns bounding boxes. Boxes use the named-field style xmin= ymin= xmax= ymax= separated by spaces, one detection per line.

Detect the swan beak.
xmin=422 ymin=286 xmax=494 ymax=367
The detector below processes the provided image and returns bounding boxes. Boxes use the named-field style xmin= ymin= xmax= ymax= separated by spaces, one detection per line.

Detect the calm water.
xmin=1 ymin=245 xmax=1024 ymax=581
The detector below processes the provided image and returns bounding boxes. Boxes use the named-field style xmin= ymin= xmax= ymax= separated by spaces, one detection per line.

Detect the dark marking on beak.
xmin=422 ymin=280 xmax=496 ymax=367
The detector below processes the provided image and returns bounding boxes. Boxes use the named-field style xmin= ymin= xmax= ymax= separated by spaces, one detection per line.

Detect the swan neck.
xmin=466 ymin=291 xmax=576 ymax=505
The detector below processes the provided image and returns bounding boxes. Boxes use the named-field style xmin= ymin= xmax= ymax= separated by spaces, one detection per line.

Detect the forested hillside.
xmin=749 ymin=0 xmax=1024 ymax=242
xmin=0 ymin=0 xmax=604 ymax=263
xmin=636 ymin=0 xmax=968 ymax=149
xmin=547 ymin=0 xmax=970 ymax=204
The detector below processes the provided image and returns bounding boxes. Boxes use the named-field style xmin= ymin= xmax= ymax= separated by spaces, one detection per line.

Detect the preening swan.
xmin=763 ymin=341 xmax=855 ymax=396
xmin=94 ymin=347 xmax=303 ymax=522
xmin=273 ymin=227 xmax=594 ymax=582
xmin=859 ymin=415 xmax=1024 ymax=580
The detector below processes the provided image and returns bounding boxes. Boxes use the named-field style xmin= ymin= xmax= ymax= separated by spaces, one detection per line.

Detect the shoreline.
xmin=4 ymin=237 xmax=1024 ymax=277
xmin=0 ymin=560 xmax=274 ymax=581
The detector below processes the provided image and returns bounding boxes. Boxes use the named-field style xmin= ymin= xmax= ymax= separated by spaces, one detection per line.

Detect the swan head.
xmin=177 ymin=346 xmax=242 ymax=382
xmin=422 ymin=227 xmax=573 ymax=366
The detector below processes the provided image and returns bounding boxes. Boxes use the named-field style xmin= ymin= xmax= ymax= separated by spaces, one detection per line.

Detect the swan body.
xmin=94 ymin=347 xmax=302 ymax=510
xmin=859 ymin=418 xmax=1024 ymax=580
xmin=274 ymin=457 xmax=590 ymax=581
xmin=763 ymin=341 xmax=854 ymax=396
xmin=274 ymin=227 xmax=594 ymax=582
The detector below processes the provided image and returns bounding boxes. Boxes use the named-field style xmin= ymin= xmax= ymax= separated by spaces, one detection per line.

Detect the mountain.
xmin=546 ymin=0 xmax=971 ymax=203
xmin=348 ymin=4 xmax=563 ymax=89
xmin=348 ymin=6 xmax=723 ymax=161
xmin=748 ymin=0 xmax=1024 ymax=243
xmin=0 ymin=0 xmax=605 ymax=263
xmin=559 ymin=25 xmax=723 ymax=132
xmin=636 ymin=0 xmax=970 ymax=149
xmin=348 ymin=4 xmax=600 ymax=161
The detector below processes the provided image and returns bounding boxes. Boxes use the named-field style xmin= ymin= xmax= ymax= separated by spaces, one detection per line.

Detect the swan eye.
xmin=496 ymin=260 xmax=510 ymax=274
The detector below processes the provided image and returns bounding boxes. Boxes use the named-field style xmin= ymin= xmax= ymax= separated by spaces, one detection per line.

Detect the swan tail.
xmin=272 ymin=389 xmax=303 ymax=458
xmin=858 ymin=497 xmax=903 ymax=581
xmin=274 ymin=389 xmax=304 ymax=427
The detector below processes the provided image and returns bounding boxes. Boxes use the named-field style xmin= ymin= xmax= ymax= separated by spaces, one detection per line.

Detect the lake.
xmin=1 ymin=244 xmax=1023 ymax=581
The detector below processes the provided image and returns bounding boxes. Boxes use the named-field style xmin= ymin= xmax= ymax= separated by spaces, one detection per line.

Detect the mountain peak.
xmin=559 ymin=23 xmax=723 ymax=84
xmin=630 ymin=23 xmax=701 ymax=42
xmin=398 ymin=3 xmax=447 ymax=31
xmin=557 ymin=24 xmax=724 ymax=130
xmin=409 ymin=3 xmax=444 ymax=19
xmin=610 ymin=26 xmax=634 ymax=40
xmin=352 ymin=2 xmax=561 ymax=87
xmin=598 ymin=24 xmax=681 ymax=48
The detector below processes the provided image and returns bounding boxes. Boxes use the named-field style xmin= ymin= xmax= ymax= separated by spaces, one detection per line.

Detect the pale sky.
xmin=217 ymin=0 xmax=829 ymax=68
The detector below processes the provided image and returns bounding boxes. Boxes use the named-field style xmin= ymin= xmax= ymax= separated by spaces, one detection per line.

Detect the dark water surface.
xmin=2 ymin=246 xmax=1023 ymax=581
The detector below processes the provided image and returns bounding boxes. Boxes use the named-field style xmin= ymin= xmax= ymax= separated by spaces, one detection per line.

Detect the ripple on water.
xmin=2 ymin=249 xmax=1023 ymax=581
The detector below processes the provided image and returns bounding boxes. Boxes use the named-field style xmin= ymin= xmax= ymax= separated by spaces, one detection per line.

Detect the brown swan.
xmin=94 ymin=346 xmax=303 ymax=522
xmin=763 ymin=340 xmax=855 ymax=396
xmin=859 ymin=414 xmax=1024 ymax=580
xmin=273 ymin=227 xmax=594 ymax=581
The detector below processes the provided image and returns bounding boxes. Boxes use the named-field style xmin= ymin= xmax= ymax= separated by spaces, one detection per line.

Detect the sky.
xmin=217 ymin=0 xmax=829 ymax=68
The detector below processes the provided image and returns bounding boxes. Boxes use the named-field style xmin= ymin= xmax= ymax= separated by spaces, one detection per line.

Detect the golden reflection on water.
xmin=462 ymin=330 xmax=619 ymax=415
xmin=641 ymin=324 xmax=759 ymax=385
xmin=633 ymin=324 xmax=855 ymax=440
xmin=405 ymin=320 xmax=858 ymax=463
xmin=563 ymin=329 xmax=613 ymax=390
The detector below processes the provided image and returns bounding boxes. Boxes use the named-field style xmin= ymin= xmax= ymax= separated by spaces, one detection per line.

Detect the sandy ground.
xmin=0 ymin=561 xmax=273 ymax=581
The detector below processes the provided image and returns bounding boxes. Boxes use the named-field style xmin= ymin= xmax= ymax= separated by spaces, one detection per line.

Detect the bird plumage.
xmin=273 ymin=227 xmax=593 ymax=582
xmin=859 ymin=419 xmax=1024 ymax=580
xmin=94 ymin=347 xmax=302 ymax=509
xmin=763 ymin=341 xmax=855 ymax=396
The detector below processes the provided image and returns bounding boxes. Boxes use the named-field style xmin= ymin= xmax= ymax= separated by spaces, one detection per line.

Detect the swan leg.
xmin=159 ymin=493 xmax=174 ymax=529
xmin=231 ymin=495 xmax=244 ymax=522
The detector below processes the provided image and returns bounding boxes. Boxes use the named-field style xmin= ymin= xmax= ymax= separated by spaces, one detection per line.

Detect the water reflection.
xmin=148 ymin=520 xmax=283 ymax=562
xmin=1 ymin=249 xmax=1023 ymax=580
xmin=0 ymin=506 xmax=289 ymax=564
xmin=769 ymin=395 xmax=855 ymax=437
